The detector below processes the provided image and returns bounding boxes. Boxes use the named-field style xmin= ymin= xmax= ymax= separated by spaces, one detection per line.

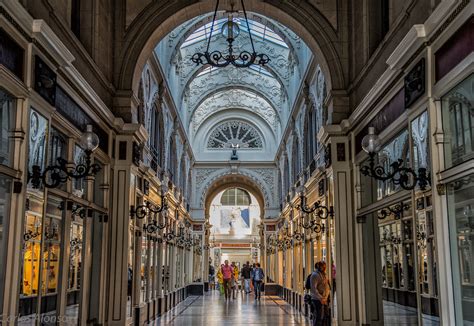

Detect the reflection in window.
xmin=376 ymin=130 xmax=409 ymax=200
xmin=48 ymin=128 xmax=68 ymax=191
xmin=0 ymin=89 xmax=14 ymax=167
xmin=448 ymin=174 xmax=474 ymax=324
xmin=411 ymin=110 xmax=430 ymax=173
xmin=72 ymin=145 xmax=87 ymax=198
xmin=0 ymin=175 xmax=12 ymax=315
xmin=28 ymin=109 xmax=48 ymax=187
xmin=442 ymin=75 xmax=474 ymax=168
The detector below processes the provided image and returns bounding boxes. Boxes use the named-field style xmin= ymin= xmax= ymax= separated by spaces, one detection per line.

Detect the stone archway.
xmin=203 ymin=174 xmax=266 ymax=221
xmin=114 ymin=0 xmax=347 ymax=116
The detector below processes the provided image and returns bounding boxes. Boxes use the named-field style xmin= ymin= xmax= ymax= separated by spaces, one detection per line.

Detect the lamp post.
xmin=28 ymin=125 xmax=101 ymax=188
xmin=360 ymin=127 xmax=430 ymax=190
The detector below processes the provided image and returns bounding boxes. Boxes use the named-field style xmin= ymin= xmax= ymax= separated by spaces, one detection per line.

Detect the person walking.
xmin=209 ymin=263 xmax=215 ymax=290
xmin=253 ymin=263 xmax=264 ymax=300
xmin=310 ymin=261 xmax=331 ymax=326
xmin=231 ymin=262 xmax=239 ymax=299
xmin=241 ymin=262 xmax=252 ymax=294
xmin=250 ymin=263 xmax=256 ymax=293
xmin=217 ymin=264 xmax=224 ymax=295
xmin=221 ymin=260 xmax=233 ymax=300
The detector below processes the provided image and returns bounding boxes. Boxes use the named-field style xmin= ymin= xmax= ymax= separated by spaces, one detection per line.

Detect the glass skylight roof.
xmin=196 ymin=64 xmax=273 ymax=78
xmin=181 ymin=17 xmax=288 ymax=49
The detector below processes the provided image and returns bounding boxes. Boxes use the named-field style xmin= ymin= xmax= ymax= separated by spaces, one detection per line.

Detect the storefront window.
xmin=27 ymin=109 xmax=48 ymax=189
xmin=72 ymin=145 xmax=88 ymax=198
xmin=447 ymin=174 xmax=474 ymax=324
xmin=412 ymin=111 xmax=430 ymax=174
xmin=48 ymin=128 xmax=68 ymax=191
xmin=65 ymin=206 xmax=84 ymax=325
xmin=442 ymin=75 xmax=474 ymax=168
xmin=0 ymin=89 xmax=14 ymax=167
xmin=0 ymin=175 xmax=13 ymax=316
xmin=377 ymin=130 xmax=409 ymax=200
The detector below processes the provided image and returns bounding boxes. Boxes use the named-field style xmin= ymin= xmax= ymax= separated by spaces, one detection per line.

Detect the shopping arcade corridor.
xmin=152 ymin=291 xmax=312 ymax=325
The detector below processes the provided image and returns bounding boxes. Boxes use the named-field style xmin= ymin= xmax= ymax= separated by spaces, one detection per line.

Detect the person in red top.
xmin=221 ymin=260 xmax=233 ymax=300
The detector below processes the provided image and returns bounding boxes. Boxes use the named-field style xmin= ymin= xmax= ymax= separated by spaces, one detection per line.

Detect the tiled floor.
xmin=151 ymin=291 xmax=312 ymax=325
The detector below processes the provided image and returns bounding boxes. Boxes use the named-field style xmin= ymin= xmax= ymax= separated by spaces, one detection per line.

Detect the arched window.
xmin=168 ymin=137 xmax=176 ymax=182
xmin=207 ymin=121 xmax=263 ymax=149
xmin=304 ymin=106 xmax=316 ymax=167
xmin=283 ymin=155 xmax=290 ymax=198
xmin=292 ymin=136 xmax=300 ymax=185
xmin=149 ymin=104 xmax=164 ymax=170
xmin=221 ymin=188 xmax=251 ymax=206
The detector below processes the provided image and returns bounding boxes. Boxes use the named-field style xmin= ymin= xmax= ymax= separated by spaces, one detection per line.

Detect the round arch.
xmin=204 ymin=174 xmax=266 ymax=221
xmin=115 ymin=0 xmax=346 ymax=101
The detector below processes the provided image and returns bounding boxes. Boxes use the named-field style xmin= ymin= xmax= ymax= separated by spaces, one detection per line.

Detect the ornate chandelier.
xmin=191 ymin=0 xmax=270 ymax=68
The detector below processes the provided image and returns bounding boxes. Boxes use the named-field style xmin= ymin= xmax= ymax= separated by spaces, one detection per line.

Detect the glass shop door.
xmin=19 ymin=194 xmax=64 ymax=326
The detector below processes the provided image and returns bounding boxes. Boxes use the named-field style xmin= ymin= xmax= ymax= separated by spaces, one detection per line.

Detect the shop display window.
xmin=72 ymin=145 xmax=88 ymax=198
xmin=376 ymin=130 xmax=409 ymax=200
xmin=27 ymin=109 xmax=48 ymax=189
xmin=48 ymin=128 xmax=68 ymax=191
xmin=411 ymin=111 xmax=430 ymax=177
xmin=447 ymin=174 xmax=474 ymax=323
xmin=442 ymin=75 xmax=474 ymax=169
xmin=0 ymin=175 xmax=12 ymax=315
xmin=0 ymin=89 xmax=14 ymax=167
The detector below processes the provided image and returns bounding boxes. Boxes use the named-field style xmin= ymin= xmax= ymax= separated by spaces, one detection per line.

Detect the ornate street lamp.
xmin=377 ymin=202 xmax=409 ymax=220
xmin=191 ymin=0 xmax=270 ymax=68
xmin=130 ymin=184 xmax=168 ymax=223
xmin=360 ymin=127 xmax=430 ymax=190
xmin=297 ymin=186 xmax=334 ymax=218
xmin=28 ymin=125 xmax=101 ymax=189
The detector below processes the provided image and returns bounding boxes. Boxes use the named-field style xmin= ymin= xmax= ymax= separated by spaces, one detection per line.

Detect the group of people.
xmin=209 ymin=260 xmax=265 ymax=300
xmin=307 ymin=261 xmax=332 ymax=326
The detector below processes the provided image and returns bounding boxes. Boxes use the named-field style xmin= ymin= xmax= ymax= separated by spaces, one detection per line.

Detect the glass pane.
xmin=66 ymin=206 xmax=84 ymax=325
xmin=72 ymin=145 xmax=87 ymax=198
xmin=40 ymin=195 xmax=63 ymax=323
xmin=0 ymin=89 xmax=14 ymax=167
xmin=28 ymin=109 xmax=49 ymax=189
xmin=48 ymin=128 xmax=68 ymax=191
xmin=447 ymin=174 xmax=474 ymax=324
xmin=93 ymin=160 xmax=104 ymax=207
xmin=442 ymin=75 xmax=474 ymax=168
xmin=376 ymin=130 xmax=409 ymax=200
xmin=0 ymin=175 xmax=12 ymax=315
xmin=19 ymin=196 xmax=44 ymax=322
xmin=378 ymin=216 xmax=419 ymax=325
xmin=411 ymin=111 xmax=431 ymax=191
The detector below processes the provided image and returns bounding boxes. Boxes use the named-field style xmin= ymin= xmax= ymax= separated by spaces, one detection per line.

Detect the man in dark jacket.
xmin=241 ymin=262 xmax=252 ymax=294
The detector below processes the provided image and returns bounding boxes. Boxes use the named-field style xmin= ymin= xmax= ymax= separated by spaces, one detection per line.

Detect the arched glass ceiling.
xmin=197 ymin=64 xmax=273 ymax=78
xmin=181 ymin=18 xmax=288 ymax=49
xmin=154 ymin=11 xmax=313 ymax=159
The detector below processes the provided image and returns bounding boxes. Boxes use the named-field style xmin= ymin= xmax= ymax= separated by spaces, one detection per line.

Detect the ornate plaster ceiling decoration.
xmin=191 ymin=89 xmax=279 ymax=134
xmin=183 ymin=64 xmax=286 ymax=114
xmin=154 ymin=10 xmax=312 ymax=160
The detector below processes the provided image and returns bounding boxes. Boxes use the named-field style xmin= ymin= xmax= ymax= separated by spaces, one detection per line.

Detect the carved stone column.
xmin=106 ymin=123 xmax=146 ymax=325
xmin=319 ymin=125 xmax=357 ymax=325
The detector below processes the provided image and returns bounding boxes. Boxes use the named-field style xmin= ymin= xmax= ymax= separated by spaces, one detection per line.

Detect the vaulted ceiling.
xmin=154 ymin=11 xmax=313 ymax=161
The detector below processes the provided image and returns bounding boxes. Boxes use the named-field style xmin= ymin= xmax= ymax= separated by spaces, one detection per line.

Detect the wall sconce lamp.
xmin=360 ymin=127 xmax=430 ymax=190
xmin=297 ymin=186 xmax=334 ymax=218
xmin=28 ymin=125 xmax=101 ymax=189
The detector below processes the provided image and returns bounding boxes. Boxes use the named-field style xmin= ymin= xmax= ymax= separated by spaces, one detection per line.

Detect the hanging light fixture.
xmin=191 ymin=0 xmax=270 ymax=68
xmin=360 ymin=127 xmax=430 ymax=190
